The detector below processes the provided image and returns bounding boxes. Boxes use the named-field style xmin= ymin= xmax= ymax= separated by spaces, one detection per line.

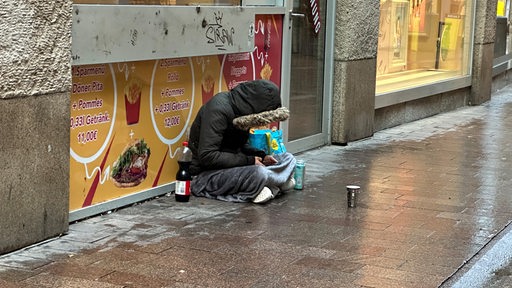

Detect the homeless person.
xmin=189 ymin=79 xmax=296 ymax=204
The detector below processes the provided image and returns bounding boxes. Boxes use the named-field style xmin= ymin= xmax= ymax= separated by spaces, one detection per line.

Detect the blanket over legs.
xmin=190 ymin=152 xmax=296 ymax=202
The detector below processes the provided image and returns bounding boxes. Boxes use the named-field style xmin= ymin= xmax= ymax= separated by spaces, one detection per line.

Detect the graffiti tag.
xmin=205 ymin=11 xmax=235 ymax=51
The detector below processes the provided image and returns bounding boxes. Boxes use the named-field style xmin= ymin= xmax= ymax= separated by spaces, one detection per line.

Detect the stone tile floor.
xmin=442 ymin=222 xmax=512 ymax=288
xmin=2 ymin=86 xmax=512 ymax=287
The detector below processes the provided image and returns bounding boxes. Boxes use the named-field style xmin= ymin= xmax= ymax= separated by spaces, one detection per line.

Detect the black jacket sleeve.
xmin=241 ymin=144 xmax=266 ymax=159
xmin=197 ymin=104 xmax=255 ymax=170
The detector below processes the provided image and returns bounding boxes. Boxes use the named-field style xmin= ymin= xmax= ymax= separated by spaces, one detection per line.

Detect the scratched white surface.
xmin=72 ymin=5 xmax=256 ymax=65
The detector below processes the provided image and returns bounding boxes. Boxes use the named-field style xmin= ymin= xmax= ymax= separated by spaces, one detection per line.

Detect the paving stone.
xmin=355 ymin=264 xmax=446 ymax=286
xmin=35 ymin=262 xmax=113 ymax=281
xmin=353 ymin=274 xmax=420 ymax=288
xmin=0 ymin=267 xmax=41 ymax=283
xmin=0 ymin=254 xmax=52 ymax=270
xmin=0 ymin=279 xmax=25 ymax=288
xmin=97 ymin=270 xmax=171 ymax=287
xmin=20 ymin=273 xmax=124 ymax=288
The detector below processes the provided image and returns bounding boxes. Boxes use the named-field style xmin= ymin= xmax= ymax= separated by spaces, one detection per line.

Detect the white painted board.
xmin=72 ymin=5 xmax=256 ymax=65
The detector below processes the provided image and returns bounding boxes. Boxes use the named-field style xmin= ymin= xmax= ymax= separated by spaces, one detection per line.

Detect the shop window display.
xmin=496 ymin=0 xmax=511 ymax=55
xmin=377 ymin=0 xmax=473 ymax=94
xmin=497 ymin=0 xmax=507 ymax=16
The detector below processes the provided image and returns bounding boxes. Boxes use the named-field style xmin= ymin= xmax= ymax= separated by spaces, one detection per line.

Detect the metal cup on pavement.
xmin=346 ymin=185 xmax=360 ymax=208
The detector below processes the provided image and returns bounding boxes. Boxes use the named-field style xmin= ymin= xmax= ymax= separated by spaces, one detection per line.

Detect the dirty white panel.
xmin=72 ymin=5 xmax=256 ymax=65
xmin=242 ymin=0 xmax=281 ymax=6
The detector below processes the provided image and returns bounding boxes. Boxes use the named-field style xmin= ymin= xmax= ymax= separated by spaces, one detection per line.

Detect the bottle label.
xmin=175 ymin=180 xmax=190 ymax=196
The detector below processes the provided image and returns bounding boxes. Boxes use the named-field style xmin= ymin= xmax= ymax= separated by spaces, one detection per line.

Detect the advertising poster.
xmin=69 ymin=14 xmax=283 ymax=211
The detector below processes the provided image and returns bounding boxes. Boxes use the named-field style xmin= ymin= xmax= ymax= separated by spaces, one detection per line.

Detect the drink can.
xmin=294 ymin=160 xmax=305 ymax=190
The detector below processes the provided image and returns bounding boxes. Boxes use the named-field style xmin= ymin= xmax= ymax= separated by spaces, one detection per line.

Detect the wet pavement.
xmin=2 ymin=85 xmax=512 ymax=287
xmin=441 ymin=223 xmax=512 ymax=288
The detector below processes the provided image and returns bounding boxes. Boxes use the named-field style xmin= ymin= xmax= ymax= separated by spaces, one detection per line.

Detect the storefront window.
xmin=495 ymin=0 xmax=509 ymax=59
xmin=496 ymin=0 xmax=511 ymax=57
xmin=506 ymin=1 xmax=511 ymax=55
xmin=376 ymin=0 xmax=474 ymax=94
xmin=497 ymin=0 xmax=507 ymax=16
xmin=73 ymin=0 xmax=240 ymax=5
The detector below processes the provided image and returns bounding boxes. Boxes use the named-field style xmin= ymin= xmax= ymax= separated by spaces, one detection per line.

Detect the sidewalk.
xmin=1 ymin=85 xmax=512 ymax=287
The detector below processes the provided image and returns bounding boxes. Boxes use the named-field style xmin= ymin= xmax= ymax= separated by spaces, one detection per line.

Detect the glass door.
xmin=285 ymin=0 xmax=331 ymax=152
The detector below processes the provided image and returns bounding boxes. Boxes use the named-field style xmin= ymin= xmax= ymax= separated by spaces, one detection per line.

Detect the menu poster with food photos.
xmin=69 ymin=14 xmax=283 ymax=211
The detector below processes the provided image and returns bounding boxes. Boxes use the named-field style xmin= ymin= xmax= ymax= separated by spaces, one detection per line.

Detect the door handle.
xmin=290 ymin=11 xmax=306 ymax=18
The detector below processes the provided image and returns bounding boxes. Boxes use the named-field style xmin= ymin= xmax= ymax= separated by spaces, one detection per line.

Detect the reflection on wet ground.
xmin=1 ymin=87 xmax=512 ymax=287
xmin=442 ymin=223 xmax=512 ymax=288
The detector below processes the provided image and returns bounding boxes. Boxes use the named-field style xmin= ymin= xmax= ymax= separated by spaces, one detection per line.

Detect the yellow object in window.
xmin=497 ymin=0 xmax=506 ymax=17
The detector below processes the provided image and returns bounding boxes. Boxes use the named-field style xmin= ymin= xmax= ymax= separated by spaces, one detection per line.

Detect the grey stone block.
xmin=0 ymin=1 xmax=72 ymax=99
xmin=332 ymin=59 xmax=376 ymax=143
xmin=334 ymin=0 xmax=380 ymax=61
xmin=374 ymin=103 xmax=406 ymax=131
xmin=404 ymin=95 xmax=442 ymax=123
xmin=473 ymin=0 xmax=499 ymax=45
xmin=375 ymin=88 xmax=469 ymax=132
xmin=0 ymin=93 xmax=70 ymax=254
xmin=440 ymin=88 xmax=469 ymax=113
xmin=471 ymin=43 xmax=494 ymax=105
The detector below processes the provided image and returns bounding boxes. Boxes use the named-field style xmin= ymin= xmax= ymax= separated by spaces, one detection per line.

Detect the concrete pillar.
xmin=0 ymin=1 xmax=72 ymax=254
xmin=331 ymin=0 xmax=380 ymax=144
xmin=470 ymin=0 xmax=498 ymax=105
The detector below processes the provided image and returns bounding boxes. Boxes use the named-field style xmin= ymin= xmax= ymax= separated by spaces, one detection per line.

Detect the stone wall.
xmin=0 ymin=1 xmax=72 ymax=254
xmin=331 ymin=0 xmax=380 ymax=144
xmin=470 ymin=0 xmax=498 ymax=105
xmin=374 ymin=88 xmax=470 ymax=131
xmin=493 ymin=69 xmax=512 ymax=93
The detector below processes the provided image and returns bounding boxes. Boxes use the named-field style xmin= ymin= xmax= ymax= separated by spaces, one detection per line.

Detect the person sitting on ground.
xmin=188 ymin=79 xmax=296 ymax=204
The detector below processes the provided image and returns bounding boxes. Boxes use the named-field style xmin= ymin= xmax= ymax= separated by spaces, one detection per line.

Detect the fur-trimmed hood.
xmin=230 ymin=79 xmax=281 ymax=116
xmin=232 ymin=107 xmax=290 ymax=131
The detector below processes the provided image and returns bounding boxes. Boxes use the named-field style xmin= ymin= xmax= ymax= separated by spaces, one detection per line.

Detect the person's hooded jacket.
xmin=188 ymin=79 xmax=281 ymax=175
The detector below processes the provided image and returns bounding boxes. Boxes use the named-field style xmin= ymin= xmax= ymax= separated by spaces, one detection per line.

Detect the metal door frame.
xmin=281 ymin=0 xmax=335 ymax=153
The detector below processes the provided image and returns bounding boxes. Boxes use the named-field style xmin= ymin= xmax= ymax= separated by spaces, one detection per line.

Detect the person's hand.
xmin=255 ymin=156 xmax=265 ymax=166
xmin=262 ymin=155 xmax=278 ymax=166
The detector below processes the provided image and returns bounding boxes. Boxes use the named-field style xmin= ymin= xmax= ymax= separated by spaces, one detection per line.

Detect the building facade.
xmin=1 ymin=0 xmax=510 ymax=254
xmin=0 ymin=1 xmax=71 ymax=254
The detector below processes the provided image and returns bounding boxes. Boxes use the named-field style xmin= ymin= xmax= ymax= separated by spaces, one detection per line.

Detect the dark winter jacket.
xmin=188 ymin=79 xmax=281 ymax=175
